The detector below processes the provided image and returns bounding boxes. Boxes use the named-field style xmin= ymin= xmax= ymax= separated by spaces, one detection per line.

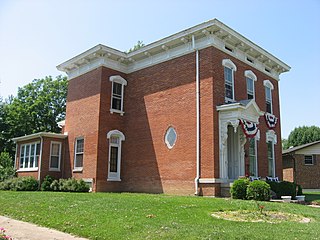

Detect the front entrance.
xmin=227 ymin=125 xmax=240 ymax=180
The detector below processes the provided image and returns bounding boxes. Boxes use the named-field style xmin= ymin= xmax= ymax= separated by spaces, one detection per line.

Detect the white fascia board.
xmin=57 ymin=18 xmax=290 ymax=80
xmin=12 ymin=132 xmax=67 ymax=143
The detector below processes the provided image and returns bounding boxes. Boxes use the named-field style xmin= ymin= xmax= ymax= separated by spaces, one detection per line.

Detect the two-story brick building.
xmin=13 ymin=19 xmax=290 ymax=196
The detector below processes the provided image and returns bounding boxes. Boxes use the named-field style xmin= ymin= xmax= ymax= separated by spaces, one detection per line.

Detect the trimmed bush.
xmin=230 ymin=178 xmax=250 ymax=199
xmin=0 ymin=177 xmax=38 ymax=191
xmin=49 ymin=178 xmax=89 ymax=192
xmin=267 ymin=181 xmax=296 ymax=199
xmin=246 ymin=180 xmax=271 ymax=201
xmin=41 ymin=175 xmax=55 ymax=191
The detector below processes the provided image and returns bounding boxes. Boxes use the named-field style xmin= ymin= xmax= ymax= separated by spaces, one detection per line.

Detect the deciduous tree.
xmin=283 ymin=126 xmax=320 ymax=149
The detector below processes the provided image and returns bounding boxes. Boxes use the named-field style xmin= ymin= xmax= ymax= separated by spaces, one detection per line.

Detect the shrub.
xmin=0 ymin=177 xmax=38 ymax=191
xmin=246 ymin=180 xmax=271 ymax=201
xmin=41 ymin=175 xmax=55 ymax=191
xmin=49 ymin=178 xmax=89 ymax=192
xmin=230 ymin=178 xmax=250 ymax=199
xmin=50 ymin=179 xmax=60 ymax=191
xmin=267 ymin=181 xmax=296 ymax=199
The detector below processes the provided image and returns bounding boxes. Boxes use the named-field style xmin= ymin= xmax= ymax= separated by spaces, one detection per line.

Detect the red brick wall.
xmin=61 ymin=45 xmax=283 ymax=195
xmin=64 ymin=68 xmax=103 ymax=191
xmin=211 ymin=47 xmax=283 ymax=180
xmin=293 ymin=154 xmax=320 ymax=189
xmin=282 ymin=155 xmax=294 ymax=182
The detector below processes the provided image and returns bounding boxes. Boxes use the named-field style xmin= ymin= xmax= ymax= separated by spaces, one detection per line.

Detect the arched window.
xmin=107 ymin=130 xmax=125 ymax=181
xmin=109 ymin=75 xmax=127 ymax=115
xmin=244 ymin=70 xmax=257 ymax=100
xmin=222 ymin=59 xmax=237 ymax=102
xmin=263 ymin=80 xmax=274 ymax=114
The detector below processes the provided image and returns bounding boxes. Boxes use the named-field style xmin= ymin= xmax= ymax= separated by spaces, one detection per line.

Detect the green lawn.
xmin=305 ymin=192 xmax=320 ymax=203
xmin=0 ymin=192 xmax=319 ymax=240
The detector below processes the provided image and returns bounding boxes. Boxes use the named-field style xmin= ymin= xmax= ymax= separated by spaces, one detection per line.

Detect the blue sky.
xmin=0 ymin=0 xmax=319 ymax=138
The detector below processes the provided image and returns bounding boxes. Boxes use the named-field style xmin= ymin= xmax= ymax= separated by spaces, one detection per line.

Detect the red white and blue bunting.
xmin=239 ymin=119 xmax=259 ymax=138
xmin=265 ymin=113 xmax=278 ymax=129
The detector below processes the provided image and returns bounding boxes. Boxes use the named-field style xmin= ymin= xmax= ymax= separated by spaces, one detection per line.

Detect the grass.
xmin=0 ymin=191 xmax=319 ymax=239
xmin=305 ymin=191 xmax=320 ymax=203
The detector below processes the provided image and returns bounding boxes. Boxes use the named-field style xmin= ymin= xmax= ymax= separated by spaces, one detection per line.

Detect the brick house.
xmin=283 ymin=141 xmax=320 ymax=189
xmin=12 ymin=19 xmax=290 ymax=196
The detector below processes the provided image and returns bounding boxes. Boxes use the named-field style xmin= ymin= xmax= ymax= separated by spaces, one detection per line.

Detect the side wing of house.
xmin=13 ymin=133 xmax=67 ymax=183
xmin=283 ymin=142 xmax=320 ymax=188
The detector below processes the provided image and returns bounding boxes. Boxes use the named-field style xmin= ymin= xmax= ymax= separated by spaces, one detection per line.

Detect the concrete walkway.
xmin=0 ymin=216 xmax=87 ymax=240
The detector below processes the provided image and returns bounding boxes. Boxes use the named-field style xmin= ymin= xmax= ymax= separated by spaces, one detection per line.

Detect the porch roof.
xmin=216 ymin=99 xmax=264 ymax=123
xmin=12 ymin=132 xmax=67 ymax=143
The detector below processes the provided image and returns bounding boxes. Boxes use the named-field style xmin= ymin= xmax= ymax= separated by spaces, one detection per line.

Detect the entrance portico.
xmin=217 ymin=100 xmax=264 ymax=186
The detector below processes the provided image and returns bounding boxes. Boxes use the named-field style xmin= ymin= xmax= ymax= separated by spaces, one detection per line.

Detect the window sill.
xmin=110 ymin=109 xmax=124 ymax=116
xmin=225 ymin=98 xmax=235 ymax=104
xmin=73 ymin=168 xmax=83 ymax=173
xmin=304 ymin=164 xmax=314 ymax=166
xmin=107 ymin=178 xmax=121 ymax=182
xmin=49 ymin=168 xmax=61 ymax=172
xmin=17 ymin=168 xmax=38 ymax=172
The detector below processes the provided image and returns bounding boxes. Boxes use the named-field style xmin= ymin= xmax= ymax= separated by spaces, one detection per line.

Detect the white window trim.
xmin=245 ymin=70 xmax=257 ymax=99
xmin=49 ymin=141 xmax=62 ymax=172
xmin=222 ymin=59 xmax=237 ymax=103
xmin=304 ymin=155 xmax=314 ymax=165
xmin=165 ymin=127 xmax=177 ymax=149
xmin=109 ymin=75 xmax=127 ymax=116
xmin=107 ymin=130 xmax=125 ymax=181
xmin=266 ymin=130 xmax=277 ymax=177
xmin=263 ymin=80 xmax=274 ymax=90
xmin=19 ymin=142 xmax=40 ymax=171
xmin=73 ymin=137 xmax=84 ymax=172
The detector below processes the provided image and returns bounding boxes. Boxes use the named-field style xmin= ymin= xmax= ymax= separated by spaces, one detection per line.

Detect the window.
xmin=109 ymin=75 xmax=127 ymax=115
xmin=74 ymin=138 xmax=84 ymax=170
xmin=246 ymin=77 xmax=254 ymax=99
xmin=224 ymin=45 xmax=234 ymax=52
xmin=266 ymin=130 xmax=277 ymax=177
xmin=19 ymin=142 xmax=40 ymax=170
xmin=267 ymin=141 xmax=275 ymax=177
xmin=263 ymin=80 xmax=274 ymax=114
xmin=249 ymin=138 xmax=258 ymax=176
xmin=265 ymin=87 xmax=272 ymax=113
xmin=107 ymin=130 xmax=125 ymax=181
xmin=304 ymin=155 xmax=314 ymax=165
xmin=222 ymin=59 xmax=237 ymax=102
xmin=244 ymin=70 xmax=257 ymax=100
xmin=50 ymin=142 xmax=61 ymax=171
xmin=165 ymin=127 xmax=177 ymax=149
xmin=246 ymin=57 xmax=254 ymax=64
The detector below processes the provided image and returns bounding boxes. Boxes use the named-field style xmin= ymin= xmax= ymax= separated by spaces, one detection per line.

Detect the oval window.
xmin=165 ymin=127 xmax=177 ymax=149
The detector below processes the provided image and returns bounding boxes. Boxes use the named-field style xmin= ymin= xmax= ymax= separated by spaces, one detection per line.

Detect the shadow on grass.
xmin=305 ymin=192 xmax=320 ymax=203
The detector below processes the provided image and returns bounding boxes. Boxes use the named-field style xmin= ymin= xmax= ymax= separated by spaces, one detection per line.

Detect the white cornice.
xmin=57 ymin=19 xmax=290 ymax=81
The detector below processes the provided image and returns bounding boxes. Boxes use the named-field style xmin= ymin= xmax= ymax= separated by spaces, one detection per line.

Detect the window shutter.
xmin=313 ymin=155 xmax=317 ymax=165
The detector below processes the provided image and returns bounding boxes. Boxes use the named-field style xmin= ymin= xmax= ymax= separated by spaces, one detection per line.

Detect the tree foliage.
xmin=0 ymin=152 xmax=15 ymax=181
xmin=283 ymin=125 xmax=320 ymax=149
xmin=0 ymin=75 xmax=68 ymax=156
xmin=127 ymin=40 xmax=145 ymax=53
